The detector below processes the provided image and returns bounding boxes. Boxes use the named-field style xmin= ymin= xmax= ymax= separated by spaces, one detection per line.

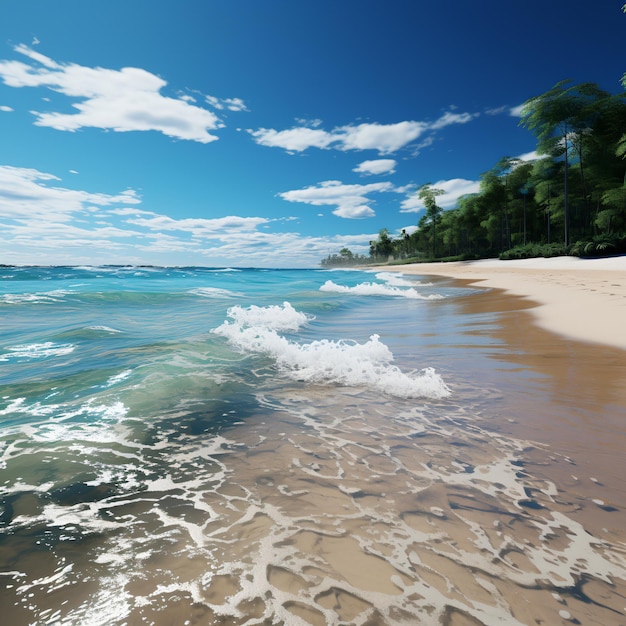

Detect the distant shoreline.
xmin=368 ymin=256 xmax=626 ymax=351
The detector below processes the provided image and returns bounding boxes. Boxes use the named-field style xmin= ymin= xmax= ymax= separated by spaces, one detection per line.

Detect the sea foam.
xmin=320 ymin=279 xmax=443 ymax=300
xmin=212 ymin=302 xmax=450 ymax=399
xmin=0 ymin=290 xmax=75 ymax=305
xmin=188 ymin=287 xmax=244 ymax=299
xmin=0 ymin=342 xmax=75 ymax=361
xmin=374 ymin=271 xmax=423 ymax=287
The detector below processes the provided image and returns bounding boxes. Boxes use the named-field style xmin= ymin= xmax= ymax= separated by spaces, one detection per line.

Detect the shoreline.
xmin=371 ymin=256 xmax=626 ymax=546
xmin=369 ymin=256 xmax=626 ymax=351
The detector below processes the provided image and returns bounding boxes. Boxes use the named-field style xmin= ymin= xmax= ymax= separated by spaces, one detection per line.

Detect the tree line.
xmin=322 ymin=78 xmax=626 ymax=267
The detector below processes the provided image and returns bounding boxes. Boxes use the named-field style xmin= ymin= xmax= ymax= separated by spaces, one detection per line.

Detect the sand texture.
xmin=372 ymin=256 xmax=626 ymax=350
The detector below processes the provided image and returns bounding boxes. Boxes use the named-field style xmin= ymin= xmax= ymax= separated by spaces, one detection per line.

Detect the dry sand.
xmin=372 ymin=255 xmax=626 ymax=351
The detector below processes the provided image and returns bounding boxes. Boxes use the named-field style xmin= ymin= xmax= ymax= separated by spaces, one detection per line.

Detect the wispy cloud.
xmin=400 ymin=178 xmax=480 ymax=213
xmin=205 ymin=95 xmax=249 ymax=112
xmin=125 ymin=213 xmax=269 ymax=236
xmin=0 ymin=165 xmax=140 ymax=222
xmin=279 ymin=180 xmax=394 ymax=219
xmin=0 ymin=45 xmax=246 ymax=143
xmin=249 ymin=110 xmax=478 ymax=155
xmin=516 ymin=150 xmax=539 ymax=162
xmin=0 ymin=105 xmax=13 ymax=112
xmin=429 ymin=111 xmax=476 ymax=129
xmin=0 ymin=163 xmax=376 ymax=267
xmin=353 ymin=159 xmax=397 ymax=176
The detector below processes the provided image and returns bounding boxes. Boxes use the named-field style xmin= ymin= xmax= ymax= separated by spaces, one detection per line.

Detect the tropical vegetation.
xmin=321 ymin=75 xmax=626 ymax=267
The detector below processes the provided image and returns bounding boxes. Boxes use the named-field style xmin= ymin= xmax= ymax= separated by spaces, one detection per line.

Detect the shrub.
xmin=499 ymin=243 xmax=569 ymax=260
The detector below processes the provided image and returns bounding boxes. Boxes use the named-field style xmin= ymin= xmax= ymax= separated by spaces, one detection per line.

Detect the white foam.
xmin=1 ymin=289 xmax=75 ymax=304
xmin=212 ymin=304 xmax=450 ymax=399
xmin=188 ymin=287 xmax=243 ymax=298
xmin=220 ymin=301 xmax=312 ymax=333
xmin=0 ymin=342 xmax=75 ymax=361
xmin=374 ymin=272 xmax=419 ymax=287
xmin=1 ymin=398 xmax=129 ymax=444
xmin=320 ymin=279 xmax=443 ymax=300
xmin=102 ymin=370 xmax=133 ymax=388
xmin=87 ymin=325 xmax=122 ymax=333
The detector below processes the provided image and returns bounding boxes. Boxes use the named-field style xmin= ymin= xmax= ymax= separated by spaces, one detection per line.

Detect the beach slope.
xmin=372 ymin=256 xmax=626 ymax=350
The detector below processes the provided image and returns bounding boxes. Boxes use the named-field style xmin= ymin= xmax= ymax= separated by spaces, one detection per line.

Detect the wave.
xmin=102 ymin=369 xmax=133 ymax=388
xmin=0 ymin=342 xmax=75 ymax=361
xmin=212 ymin=303 xmax=450 ymax=399
xmin=373 ymin=271 xmax=433 ymax=287
xmin=86 ymin=325 xmax=123 ymax=334
xmin=218 ymin=301 xmax=312 ymax=332
xmin=52 ymin=326 xmax=125 ymax=342
xmin=188 ymin=287 xmax=244 ymax=299
xmin=0 ymin=289 xmax=76 ymax=305
xmin=320 ymin=279 xmax=443 ymax=300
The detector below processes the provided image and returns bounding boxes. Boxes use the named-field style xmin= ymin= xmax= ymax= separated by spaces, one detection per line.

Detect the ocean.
xmin=1 ymin=265 xmax=625 ymax=625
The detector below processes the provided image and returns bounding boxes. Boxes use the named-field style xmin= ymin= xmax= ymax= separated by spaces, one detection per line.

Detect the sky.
xmin=0 ymin=0 xmax=624 ymax=268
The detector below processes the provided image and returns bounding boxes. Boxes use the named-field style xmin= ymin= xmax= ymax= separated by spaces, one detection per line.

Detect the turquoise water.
xmin=1 ymin=266 xmax=625 ymax=625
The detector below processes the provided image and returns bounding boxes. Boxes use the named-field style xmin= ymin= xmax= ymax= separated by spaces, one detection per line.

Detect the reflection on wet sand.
xmin=448 ymin=283 xmax=626 ymax=539
xmin=5 ymin=374 xmax=626 ymax=625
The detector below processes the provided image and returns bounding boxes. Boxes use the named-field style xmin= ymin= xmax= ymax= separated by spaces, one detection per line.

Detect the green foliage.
xmin=569 ymin=234 xmax=626 ymax=257
xmin=417 ymin=185 xmax=445 ymax=257
xmin=496 ymin=236 xmax=626 ymax=261
xmin=370 ymin=228 xmax=395 ymax=261
xmin=320 ymin=247 xmax=370 ymax=267
xmin=499 ymin=243 xmax=568 ymax=260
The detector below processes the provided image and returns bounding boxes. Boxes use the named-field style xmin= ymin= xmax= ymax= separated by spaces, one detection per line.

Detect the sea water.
xmin=1 ymin=266 xmax=625 ymax=625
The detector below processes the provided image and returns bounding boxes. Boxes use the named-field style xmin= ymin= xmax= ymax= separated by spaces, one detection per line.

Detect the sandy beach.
xmin=372 ymin=254 xmax=626 ymax=548
xmin=372 ymin=255 xmax=626 ymax=351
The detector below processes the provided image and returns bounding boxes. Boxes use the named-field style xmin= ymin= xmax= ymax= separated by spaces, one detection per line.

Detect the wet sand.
xmin=371 ymin=255 xmax=626 ymax=349
xmin=372 ymin=257 xmax=626 ymax=568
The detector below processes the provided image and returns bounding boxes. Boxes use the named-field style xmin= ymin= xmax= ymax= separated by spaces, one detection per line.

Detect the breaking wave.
xmin=212 ymin=302 xmax=450 ymax=399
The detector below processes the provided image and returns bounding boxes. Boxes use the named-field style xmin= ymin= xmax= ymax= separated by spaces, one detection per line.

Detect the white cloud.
xmin=0 ymin=105 xmax=13 ymax=112
xmin=0 ymin=163 xmax=379 ymax=268
xmin=249 ymin=126 xmax=336 ymax=152
xmin=516 ymin=150 xmax=540 ymax=162
xmin=399 ymin=224 xmax=418 ymax=236
xmin=485 ymin=105 xmax=509 ymax=115
xmin=353 ymin=159 xmax=397 ymax=176
xmin=181 ymin=230 xmax=378 ymax=267
xmin=126 ymin=213 xmax=269 ymax=236
xmin=249 ymin=121 xmax=424 ymax=154
xmin=0 ymin=45 xmax=244 ymax=143
xmin=249 ymin=110 xmax=477 ymax=155
xmin=429 ymin=110 xmax=476 ymax=129
xmin=338 ymin=121 xmax=426 ymax=153
xmin=279 ymin=180 xmax=394 ymax=219
xmin=0 ymin=165 xmax=140 ymax=222
xmin=484 ymin=104 xmax=526 ymax=117
xmin=295 ymin=117 xmax=323 ymax=127
xmin=205 ymin=95 xmax=248 ymax=112
xmin=400 ymin=178 xmax=480 ymax=213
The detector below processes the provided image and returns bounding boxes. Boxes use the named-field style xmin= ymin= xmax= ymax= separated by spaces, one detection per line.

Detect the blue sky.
xmin=1 ymin=0 xmax=624 ymax=268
